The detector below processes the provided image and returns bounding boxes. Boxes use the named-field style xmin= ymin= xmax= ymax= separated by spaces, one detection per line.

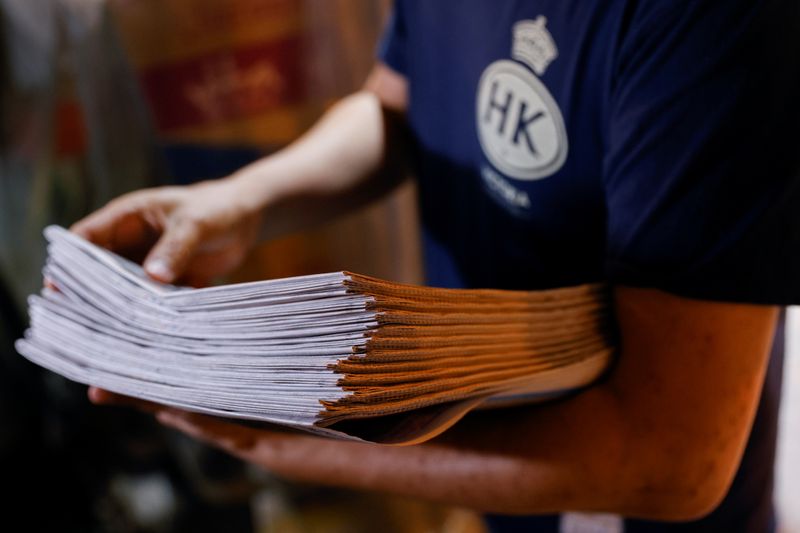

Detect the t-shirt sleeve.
xmin=377 ymin=1 xmax=408 ymax=75
xmin=603 ymin=0 xmax=800 ymax=305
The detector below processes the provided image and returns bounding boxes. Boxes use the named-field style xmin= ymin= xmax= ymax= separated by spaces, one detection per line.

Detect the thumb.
xmin=143 ymin=218 xmax=202 ymax=283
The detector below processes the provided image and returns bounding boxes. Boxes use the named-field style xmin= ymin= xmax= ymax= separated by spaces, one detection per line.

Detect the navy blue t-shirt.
xmin=379 ymin=0 xmax=800 ymax=531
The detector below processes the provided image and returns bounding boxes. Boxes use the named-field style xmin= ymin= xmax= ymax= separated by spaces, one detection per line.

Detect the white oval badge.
xmin=476 ymin=60 xmax=568 ymax=181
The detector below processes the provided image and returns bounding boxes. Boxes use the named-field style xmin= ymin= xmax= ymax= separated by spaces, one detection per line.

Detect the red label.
xmin=138 ymin=35 xmax=305 ymax=132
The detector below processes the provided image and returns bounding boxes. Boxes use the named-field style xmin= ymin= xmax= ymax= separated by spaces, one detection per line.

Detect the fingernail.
xmin=88 ymin=387 xmax=105 ymax=404
xmin=145 ymin=259 xmax=173 ymax=282
xmin=156 ymin=411 xmax=176 ymax=425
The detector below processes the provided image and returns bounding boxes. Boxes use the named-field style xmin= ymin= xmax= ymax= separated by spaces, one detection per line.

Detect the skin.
xmin=73 ymin=64 xmax=779 ymax=521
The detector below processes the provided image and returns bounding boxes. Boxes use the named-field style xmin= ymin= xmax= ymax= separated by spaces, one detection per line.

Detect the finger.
xmin=88 ymin=386 xmax=163 ymax=414
xmin=143 ymin=218 xmax=203 ymax=283
xmin=43 ymin=276 xmax=59 ymax=292
xmin=155 ymin=410 xmax=259 ymax=452
xmin=87 ymin=386 xmax=122 ymax=404
xmin=71 ymin=196 xmax=145 ymax=249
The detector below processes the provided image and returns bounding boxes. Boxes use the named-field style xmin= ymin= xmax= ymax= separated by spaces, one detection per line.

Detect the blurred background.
xmin=0 ymin=0 xmax=796 ymax=532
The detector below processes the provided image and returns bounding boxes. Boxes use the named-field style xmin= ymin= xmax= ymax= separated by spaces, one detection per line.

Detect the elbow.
xmin=492 ymin=466 xmax=732 ymax=520
xmin=620 ymin=452 xmax=738 ymax=522
xmin=632 ymin=479 xmax=730 ymax=522
xmin=490 ymin=447 xmax=736 ymax=520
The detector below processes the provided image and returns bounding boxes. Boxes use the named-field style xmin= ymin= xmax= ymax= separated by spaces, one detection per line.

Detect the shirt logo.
xmin=476 ymin=16 xmax=568 ymax=182
xmin=512 ymin=17 xmax=558 ymax=76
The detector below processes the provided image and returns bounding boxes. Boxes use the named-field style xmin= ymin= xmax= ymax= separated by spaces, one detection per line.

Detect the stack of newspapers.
xmin=16 ymin=226 xmax=614 ymax=444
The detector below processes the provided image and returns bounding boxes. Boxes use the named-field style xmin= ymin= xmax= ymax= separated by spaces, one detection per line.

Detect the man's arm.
xmin=228 ymin=63 xmax=411 ymax=240
xmin=72 ymin=64 xmax=409 ymax=284
xmin=96 ymin=287 xmax=778 ymax=521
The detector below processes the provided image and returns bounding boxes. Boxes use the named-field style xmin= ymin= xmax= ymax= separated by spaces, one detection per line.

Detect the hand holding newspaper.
xmin=16 ymin=226 xmax=614 ymax=444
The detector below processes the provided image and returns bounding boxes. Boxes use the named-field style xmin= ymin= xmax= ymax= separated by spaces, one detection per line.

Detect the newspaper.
xmin=16 ymin=226 xmax=614 ymax=444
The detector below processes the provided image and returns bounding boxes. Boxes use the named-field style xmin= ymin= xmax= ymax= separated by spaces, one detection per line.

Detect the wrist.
xmin=223 ymin=159 xmax=284 ymax=216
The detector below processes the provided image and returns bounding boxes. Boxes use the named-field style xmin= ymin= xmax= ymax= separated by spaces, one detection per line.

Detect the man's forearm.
xmin=234 ymin=386 xmax=630 ymax=515
xmin=170 ymin=286 xmax=775 ymax=521
xmin=225 ymin=91 xmax=409 ymax=240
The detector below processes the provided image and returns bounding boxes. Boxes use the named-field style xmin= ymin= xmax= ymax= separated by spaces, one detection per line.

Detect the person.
xmin=71 ymin=1 xmax=800 ymax=531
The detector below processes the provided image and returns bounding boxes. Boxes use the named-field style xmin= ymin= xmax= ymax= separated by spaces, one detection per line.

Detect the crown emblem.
xmin=512 ymin=16 xmax=558 ymax=76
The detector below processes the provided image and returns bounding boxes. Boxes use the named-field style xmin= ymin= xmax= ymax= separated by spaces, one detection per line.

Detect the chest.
xmin=400 ymin=1 xmax=624 ymax=223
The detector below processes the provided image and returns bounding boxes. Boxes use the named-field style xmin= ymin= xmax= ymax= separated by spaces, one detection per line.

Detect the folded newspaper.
xmin=16 ymin=226 xmax=615 ymax=444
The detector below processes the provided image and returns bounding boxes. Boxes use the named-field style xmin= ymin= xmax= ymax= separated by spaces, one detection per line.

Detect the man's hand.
xmin=89 ymin=387 xmax=266 ymax=452
xmin=70 ymin=63 xmax=408 ymax=288
xmin=71 ymin=179 xmax=262 ymax=287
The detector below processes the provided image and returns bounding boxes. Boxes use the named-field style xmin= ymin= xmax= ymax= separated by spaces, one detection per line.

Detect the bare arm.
xmin=96 ymin=287 xmax=778 ymax=521
xmin=228 ymin=63 xmax=410 ymax=240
